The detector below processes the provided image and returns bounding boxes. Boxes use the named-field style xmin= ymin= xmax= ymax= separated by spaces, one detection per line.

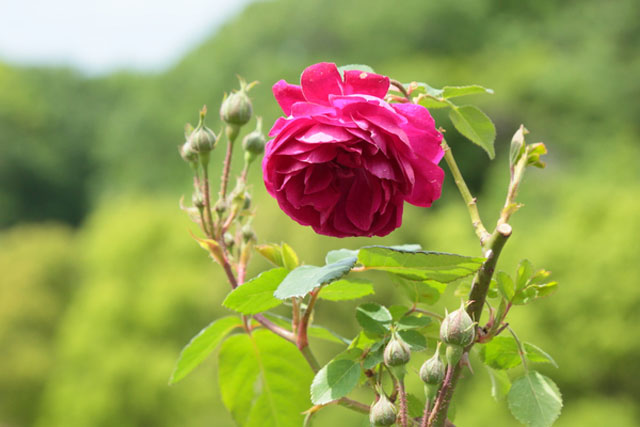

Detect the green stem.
xmin=201 ymin=167 xmax=215 ymax=238
xmin=507 ymin=325 xmax=529 ymax=371
xmin=219 ymin=125 xmax=239 ymax=201
xmin=467 ymin=223 xmax=512 ymax=322
xmin=498 ymin=147 xmax=528 ymax=226
xmin=442 ymin=139 xmax=491 ymax=245
xmin=428 ymin=224 xmax=512 ymax=426
xmin=299 ymin=345 xmax=321 ymax=373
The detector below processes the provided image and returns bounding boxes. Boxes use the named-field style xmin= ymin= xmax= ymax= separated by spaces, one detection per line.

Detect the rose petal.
xmin=364 ymin=152 xmax=397 ymax=181
xmin=346 ymin=172 xmax=376 ymax=231
xmin=343 ymin=70 xmax=390 ymax=98
xmin=300 ymin=62 xmax=344 ymax=105
xmin=297 ymin=123 xmax=353 ymax=143
xmin=293 ymin=146 xmax=337 ymax=163
xmin=304 ymin=164 xmax=333 ymax=194
xmin=290 ymin=101 xmax=335 ymax=118
xmin=273 ymin=80 xmax=305 ymax=116
xmin=393 ymin=103 xmax=444 ymax=163
xmin=405 ymin=161 xmax=444 ymax=207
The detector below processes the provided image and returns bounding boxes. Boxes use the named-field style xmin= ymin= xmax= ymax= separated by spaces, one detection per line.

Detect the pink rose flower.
xmin=263 ymin=62 xmax=444 ymax=237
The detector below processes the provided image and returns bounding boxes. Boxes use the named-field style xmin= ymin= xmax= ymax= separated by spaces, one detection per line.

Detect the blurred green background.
xmin=2 ymin=0 xmax=639 ymax=425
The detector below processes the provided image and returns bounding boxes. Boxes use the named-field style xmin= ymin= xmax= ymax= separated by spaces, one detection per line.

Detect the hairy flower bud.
xmin=241 ymin=223 xmax=256 ymax=243
xmin=369 ymin=393 xmax=397 ymax=426
xmin=220 ymin=78 xmax=254 ymax=126
xmin=242 ymin=191 xmax=251 ymax=210
xmin=190 ymin=126 xmax=217 ymax=154
xmin=420 ymin=352 xmax=445 ymax=386
xmin=440 ymin=304 xmax=475 ymax=348
xmin=383 ymin=334 xmax=411 ymax=367
xmin=180 ymin=141 xmax=198 ymax=166
xmin=243 ymin=117 xmax=266 ymax=155
xmin=223 ymin=232 xmax=235 ymax=249
xmin=185 ymin=106 xmax=217 ymax=158
xmin=192 ymin=190 xmax=204 ymax=210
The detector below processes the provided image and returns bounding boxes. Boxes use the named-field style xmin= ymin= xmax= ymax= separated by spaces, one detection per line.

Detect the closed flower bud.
xmin=242 ymin=117 xmax=266 ymax=155
xmin=220 ymin=78 xmax=255 ymax=126
xmin=440 ymin=304 xmax=475 ymax=348
xmin=242 ymin=191 xmax=251 ymax=210
xmin=189 ymin=107 xmax=217 ymax=154
xmin=223 ymin=232 xmax=235 ymax=249
xmin=383 ymin=334 xmax=411 ymax=367
xmin=214 ymin=199 xmax=228 ymax=215
xmin=180 ymin=141 xmax=198 ymax=166
xmin=420 ymin=352 xmax=445 ymax=386
xmin=241 ymin=223 xmax=256 ymax=243
xmin=369 ymin=393 xmax=397 ymax=426
xmin=192 ymin=191 xmax=204 ymax=210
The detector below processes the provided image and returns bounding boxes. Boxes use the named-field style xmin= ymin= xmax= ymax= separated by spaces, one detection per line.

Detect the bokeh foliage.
xmin=1 ymin=0 xmax=639 ymax=425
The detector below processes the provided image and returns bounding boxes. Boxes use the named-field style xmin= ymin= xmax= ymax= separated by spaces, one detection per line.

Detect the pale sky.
xmin=0 ymin=0 xmax=252 ymax=74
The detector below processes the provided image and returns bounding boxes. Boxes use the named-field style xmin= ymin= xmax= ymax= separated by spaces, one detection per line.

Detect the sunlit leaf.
xmin=222 ymin=268 xmax=287 ymax=314
xmin=356 ymin=303 xmax=393 ymax=335
xmin=318 ymin=278 xmax=374 ymax=301
xmin=449 ymin=105 xmax=496 ymax=159
xmin=397 ymin=330 xmax=427 ymax=351
xmin=218 ymin=330 xmax=313 ymax=426
xmin=274 ymin=257 xmax=357 ymax=299
xmin=311 ymin=358 xmax=361 ymax=405
xmin=486 ymin=366 xmax=511 ymax=401
xmin=507 ymin=371 xmax=562 ymax=427
xmin=169 ymin=316 xmax=241 ymax=384
xmin=442 ymin=85 xmax=494 ymax=98
xmin=358 ymin=246 xmax=484 ymax=283
xmin=325 ymin=248 xmax=359 ymax=264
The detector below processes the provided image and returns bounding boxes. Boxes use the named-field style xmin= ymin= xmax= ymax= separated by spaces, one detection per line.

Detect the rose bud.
xmin=192 ymin=190 xmax=205 ymax=210
xmin=440 ymin=304 xmax=475 ymax=366
xmin=220 ymin=79 xmax=253 ymax=127
xmin=179 ymin=141 xmax=198 ymax=166
xmin=420 ymin=351 xmax=445 ymax=385
xmin=440 ymin=304 xmax=475 ymax=348
xmin=189 ymin=106 xmax=217 ymax=156
xmin=242 ymin=191 xmax=251 ymax=210
xmin=243 ymin=117 xmax=266 ymax=166
xmin=263 ymin=62 xmax=444 ymax=237
xmin=369 ymin=393 xmax=397 ymax=426
xmin=243 ymin=117 xmax=266 ymax=154
xmin=383 ymin=334 xmax=411 ymax=367
xmin=420 ymin=350 xmax=446 ymax=400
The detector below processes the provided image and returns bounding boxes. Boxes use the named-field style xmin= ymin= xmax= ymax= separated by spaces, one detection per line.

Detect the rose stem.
xmin=428 ymin=224 xmax=512 ymax=426
xmin=441 ymin=138 xmax=491 ymax=246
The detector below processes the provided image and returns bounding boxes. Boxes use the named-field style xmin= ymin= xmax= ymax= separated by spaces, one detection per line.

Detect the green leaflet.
xmin=317 ymin=278 xmax=375 ymax=301
xmin=169 ymin=316 xmax=241 ymax=384
xmin=222 ymin=268 xmax=287 ymax=314
xmin=274 ymin=257 xmax=357 ymax=299
xmin=358 ymin=246 xmax=484 ymax=283
xmin=449 ymin=105 xmax=496 ymax=159
xmin=218 ymin=330 xmax=313 ymax=427
xmin=508 ymin=371 xmax=563 ymax=427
